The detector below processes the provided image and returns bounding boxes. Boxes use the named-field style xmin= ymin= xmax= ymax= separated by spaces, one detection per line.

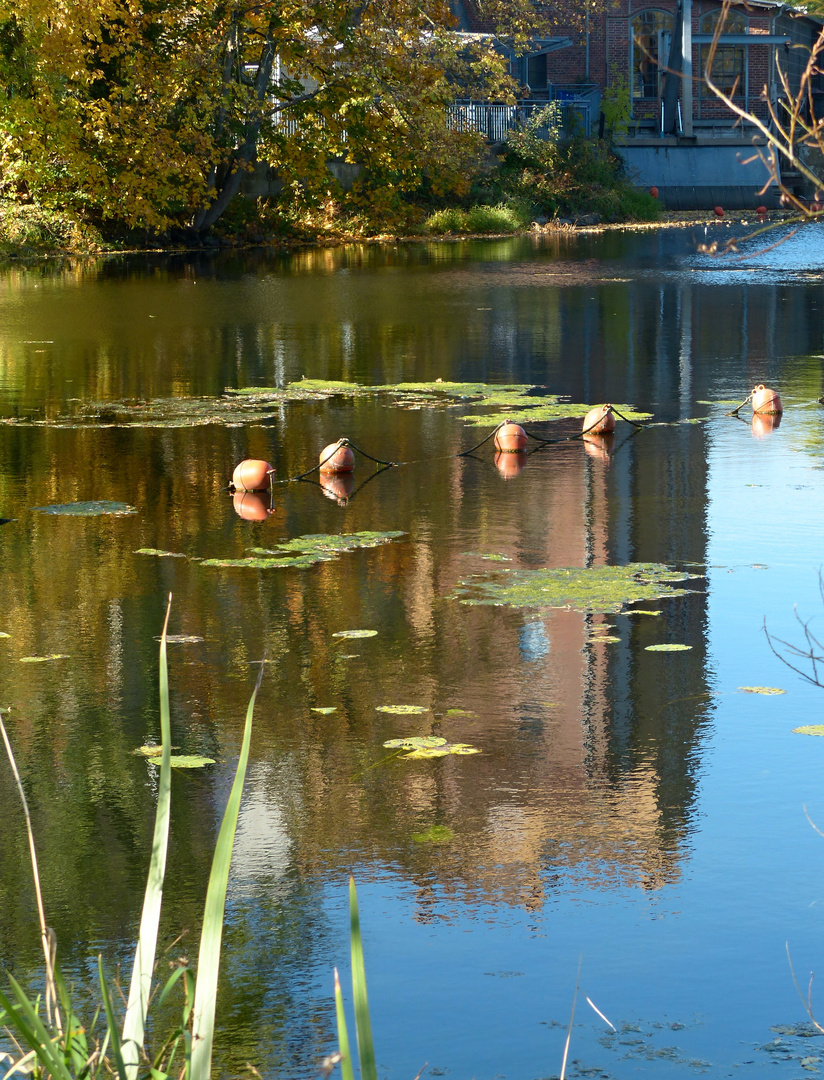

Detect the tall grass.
xmin=423 ymin=203 xmax=530 ymax=235
xmin=0 ymin=596 xmax=264 ymax=1080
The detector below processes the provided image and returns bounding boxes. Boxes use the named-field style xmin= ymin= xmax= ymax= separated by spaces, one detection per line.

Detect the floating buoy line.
xmin=226 ymin=386 xmax=790 ymax=513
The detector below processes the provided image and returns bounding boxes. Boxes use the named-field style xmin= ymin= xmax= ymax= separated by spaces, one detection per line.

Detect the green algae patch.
xmin=412 ymin=825 xmax=455 ymax=844
xmin=739 ymin=686 xmax=785 ymax=695
xmin=793 ymin=725 xmax=824 ymax=736
xmin=450 ymin=563 xmax=699 ymax=614
xmin=645 ymin=643 xmax=693 ymax=652
xmin=33 ymin=500 xmax=137 ymax=516
xmin=461 ymin=401 xmax=653 ymax=428
xmin=377 ymin=705 xmax=428 ymax=715
xmin=201 ymin=530 xmax=404 ymax=569
xmin=136 ymin=548 xmax=187 ymax=557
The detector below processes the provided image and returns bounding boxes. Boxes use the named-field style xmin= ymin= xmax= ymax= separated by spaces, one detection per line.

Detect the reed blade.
xmin=0 ymin=977 xmax=70 ymax=1080
xmin=189 ymin=662 xmax=264 ymax=1080
xmin=334 ymin=967 xmax=355 ymax=1080
xmin=98 ymin=958 xmax=128 ymax=1080
xmin=348 ymin=878 xmax=377 ymax=1080
xmin=122 ymin=596 xmax=174 ymax=1078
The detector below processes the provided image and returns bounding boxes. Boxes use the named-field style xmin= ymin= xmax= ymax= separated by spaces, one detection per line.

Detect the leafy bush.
xmin=0 ymin=200 xmax=106 ymax=255
xmin=423 ymin=203 xmax=530 ymax=235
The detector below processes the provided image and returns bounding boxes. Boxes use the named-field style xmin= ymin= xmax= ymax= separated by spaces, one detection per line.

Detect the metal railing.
xmin=448 ymin=88 xmax=600 ymax=140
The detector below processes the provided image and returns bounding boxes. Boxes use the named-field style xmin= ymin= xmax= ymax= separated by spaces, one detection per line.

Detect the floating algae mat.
xmin=201 ymin=530 xmax=404 ymax=569
xmin=2 ymin=382 xmax=649 ymax=429
xmin=32 ymin=500 xmax=137 ymax=516
xmin=450 ymin=563 xmax=700 ymax=614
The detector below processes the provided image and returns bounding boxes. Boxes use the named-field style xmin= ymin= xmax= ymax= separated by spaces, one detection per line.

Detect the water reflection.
xmin=1 ymin=237 xmax=824 ymax=1077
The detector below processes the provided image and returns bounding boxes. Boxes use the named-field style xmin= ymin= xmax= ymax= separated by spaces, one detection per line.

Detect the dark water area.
xmin=1 ymin=230 xmax=824 ymax=1078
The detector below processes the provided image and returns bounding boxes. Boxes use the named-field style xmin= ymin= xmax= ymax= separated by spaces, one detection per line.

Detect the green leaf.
xmin=739 ymin=686 xmax=785 ymax=695
xmin=333 ymin=630 xmax=378 ymax=639
xmin=645 ymin=644 xmax=693 ymax=652
xmin=98 ymin=959 xmax=128 ymax=1080
xmin=375 ymin=705 xmax=428 ymax=714
xmin=0 ymin=976 xmax=72 ymax=1080
xmin=349 ymin=879 xmax=377 ymax=1080
xmin=122 ymin=599 xmax=174 ymax=1080
xmin=334 ymin=968 xmax=355 ymax=1080
xmin=189 ymin=660 xmax=263 ymax=1080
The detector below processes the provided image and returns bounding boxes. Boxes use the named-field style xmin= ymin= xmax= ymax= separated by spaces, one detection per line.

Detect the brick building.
xmin=453 ymin=0 xmax=824 ymax=208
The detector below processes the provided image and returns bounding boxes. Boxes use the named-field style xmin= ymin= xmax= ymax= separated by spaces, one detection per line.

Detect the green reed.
xmin=0 ymin=596 xmax=263 ymax=1080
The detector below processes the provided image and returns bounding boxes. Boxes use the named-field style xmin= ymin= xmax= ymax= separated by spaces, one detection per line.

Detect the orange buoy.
xmin=583 ymin=404 xmax=615 ymax=435
xmin=582 ymin=433 xmax=615 ymax=460
xmin=649 ymin=186 xmax=659 ymax=199
xmin=751 ymin=384 xmax=782 ymax=415
xmin=319 ymin=439 xmax=355 ymax=474
xmin=714 ymin=206 xmax=725 ymax=218
xmin=493 ymin=421 xmax=528 ymax=453
xmin=320 ymin=473 xmax=355 ymax=506
xmin=232 ymin=490 xmax=274 ymax=521
xmin=494 ymin=451 xmax=527 ymax=479
xmin=751 ymin=412 xmax=782 ymax=438
xmin=231 ymin=458 xmax=274 ymax=492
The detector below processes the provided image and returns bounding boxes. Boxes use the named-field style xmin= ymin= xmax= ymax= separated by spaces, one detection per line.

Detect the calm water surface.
xmin=1 ymin=230 xmax=824 ymax=1079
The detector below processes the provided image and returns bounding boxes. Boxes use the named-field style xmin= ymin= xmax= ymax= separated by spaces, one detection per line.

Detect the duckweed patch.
xmin=33 ymin=500 xmax=137 ymax=516
xmin=5 ymin=381 xmax=651 ymax=430
xmin=450 ymin=563 xmax=699 ymax=613
xmin=412 ymin=825 xmax=455 ymax=844
xmin=201 ymin=530 xmax=404 ymax=569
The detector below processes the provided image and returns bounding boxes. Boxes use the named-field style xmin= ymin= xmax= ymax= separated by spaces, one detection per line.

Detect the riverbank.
xmin=0 ymin=198 xmax=797 ymax=261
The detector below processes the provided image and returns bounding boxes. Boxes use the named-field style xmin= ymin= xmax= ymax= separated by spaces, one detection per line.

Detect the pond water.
xmin=1 ymin=228 xmax=824 ymax=1080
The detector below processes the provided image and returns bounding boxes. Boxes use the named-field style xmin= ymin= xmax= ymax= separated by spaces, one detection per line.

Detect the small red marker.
xmin=714 ymin=206 xmax=725 ymax=218
xmin=649 ymin=186 xmax=659 ymax=198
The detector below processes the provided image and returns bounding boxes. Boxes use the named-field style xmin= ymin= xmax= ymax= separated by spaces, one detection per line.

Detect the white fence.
xmin=448 ymin=90 xmax=600 ymax=140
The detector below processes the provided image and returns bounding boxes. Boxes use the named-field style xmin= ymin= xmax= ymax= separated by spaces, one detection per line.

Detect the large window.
xmin=699 ymin=9 xmax=747 ymax=95
xmin=631 ymin=10 xmax=674 ymax=100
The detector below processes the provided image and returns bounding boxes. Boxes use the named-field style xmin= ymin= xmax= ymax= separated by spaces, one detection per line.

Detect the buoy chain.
xmin=341 ymin=439 xmax=398 ymax=467
xmin=726 ymin=391 xmax=753 ymax=417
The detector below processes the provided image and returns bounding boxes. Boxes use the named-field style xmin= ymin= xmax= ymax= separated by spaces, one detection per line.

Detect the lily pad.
xmin=645 ymin=644 xmax=693 ymax=652
xmin=33 ymin=501 xmax=137 ymax=516
xmin=376 ymin=705 xmax=428 ymax=715
xmin=404 ymin=742 xmax=481 ymax=759
xmin=332 ymin=630 xmax=378 ymax=639
xmin=793 ymin=726 xmax=824 ymax=736
xmin=136 ymin=549 xmax=187 ymax=557
xmin=739 ymin=686 xmax=785 ymax=695
xmin=149 ymin=755 xmax=216 ymax=769
xmin=19 ymin=654 xmax=70 ymax=662
xmin=311 ymin=707 xmax=337 ymax=714
xmin=133 ymin=745 xmax=163 ymax=757
xmin=383 ymin=737 xmax=447 ymax=749
xmin=450 ymin=563 xmax=699 ymax=614
xmin=202 ymin=530 xmax=404 ymax=570
xmin=412 ymin=825 xmax=455 ymax=844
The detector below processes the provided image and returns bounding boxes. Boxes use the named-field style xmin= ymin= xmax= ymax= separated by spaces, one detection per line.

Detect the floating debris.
xmin=645 ymin=644 xmax=693 ymax=652
xmin=332 ymin=630 xmax=378 ymax=639
xmin=32 ymin=501 xmax=137 ymax=516
xmin=311 ymin=707 xmax=337 ymax=714
xmin=793 ymin=725 xmax=824 ymax=736
xmin=154 ymin=635 xmax=204 ymax=645
xmin=19 ymin=654 xmax=70 ymax=662
xmin=202 ymin=530 xmax=404 ymax=569
xmin=377 ymin=705 xmax=428 ymax=715
xmin=739 ymin=686 xmax=785 ymax=695
xmin=451 ymin=563 xmax=699 ymax=614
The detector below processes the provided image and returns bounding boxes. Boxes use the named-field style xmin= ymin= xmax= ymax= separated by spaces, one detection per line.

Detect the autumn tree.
xmin=0 ymin=0 xmax=549 ymax=234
